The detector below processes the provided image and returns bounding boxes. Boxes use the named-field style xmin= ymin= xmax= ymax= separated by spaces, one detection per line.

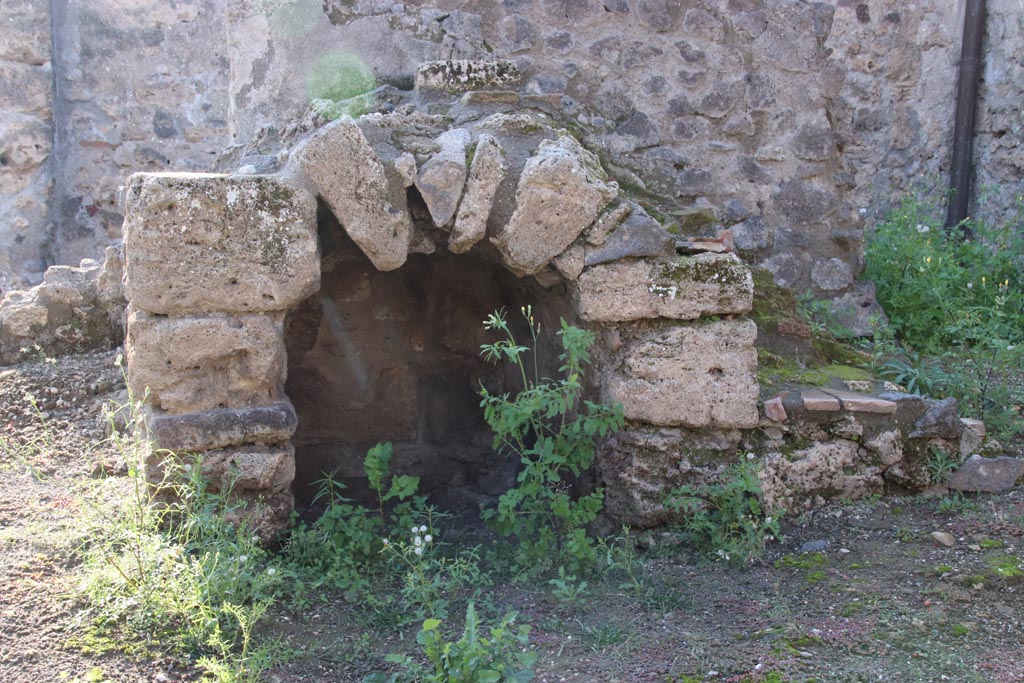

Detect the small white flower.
xmin=424 ymin=534 xmax=433 ymax=543
xmin=858 ymin=208 xmax=867 ymax=215
xmin=419 ymin=525 xmax=428 ymax=533
xmin=266 ymin=567 xmax=277 ymax=576
xmin=967 ymin=282 xmax=973 ymax=289
xmin=916 ymin=224 xmax=930 ymax=234
xmin=238 ymin=555 xmax=248 ymax=563
xmin=414 ymin=536 xmax=422 ymax=546
xmin=382 ymin=538 xmax=389 ymax=545
xmin=414 ymin=547 xmax=423 ymax=556
xmin=410 ymin=526 xmax=418 ymax=534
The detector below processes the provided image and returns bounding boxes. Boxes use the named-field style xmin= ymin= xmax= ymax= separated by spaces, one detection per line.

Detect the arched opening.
xmin=284 ymin=201 xmax=576 ymax=509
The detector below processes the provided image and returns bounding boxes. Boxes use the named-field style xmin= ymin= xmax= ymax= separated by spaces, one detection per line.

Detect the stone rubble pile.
xmin=0 ymin=247 xmax=124 ymax=364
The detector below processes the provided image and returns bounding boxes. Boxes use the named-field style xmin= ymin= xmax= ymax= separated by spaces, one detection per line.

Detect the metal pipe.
xmin=945 ymin=0 xmax=987 ymax=237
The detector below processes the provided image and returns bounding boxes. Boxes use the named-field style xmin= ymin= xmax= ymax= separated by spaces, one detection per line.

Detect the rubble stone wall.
xmin=0 ymin=0 xmax=53 ymax=293
xmin=3 ymin=0 xmax=1020 ymax=296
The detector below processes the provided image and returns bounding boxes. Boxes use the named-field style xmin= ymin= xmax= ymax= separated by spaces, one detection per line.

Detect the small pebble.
xmin=931 ymin=531 xmax=955 ymax=547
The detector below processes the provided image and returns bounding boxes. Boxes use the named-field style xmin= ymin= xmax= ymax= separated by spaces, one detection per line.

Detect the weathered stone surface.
xmin=584 ymin=205 xmax=674 ymax=266
xmin=585 ymin=202 xmax=632 ymax=246
xmin=820 ymin=388 xmax=897 ymax=414
xmin=201 ymin=445 xmax=296 ymax=493
xmin=0 ymin=257 xmax=124 ymax=364
xmin=810 ymin=257 xmax=854 ymax=291
xmin=144 ymin=444 xmax=294 ymax=495
xmin=449 ymin=134 xmax=506 ymax=253
xmin=801 ymin=389 xmax=841 ymax=412
xmin=416 ymin=128 xmax=471 ymax=228
xmin=551 ymin=243 xmax=585 ymax=280
xmin=600 ymin=426 xmax=741 ymax=527
xmin=127 ymin=311 xmax=286 ymax=414
xmin=948 ymin=455 xmax=1024 ymax=493
xmin=394 ymin=152 xmax=418 ymax=186
xmin=576 ymin=253 xmax=753 ymax=323
xmin=416 ymin=60 xmax=521 ymax=93
xmin=492 ymin=135 xmax=617 ymax=275
xmin=296 ymin=117 xmax=410 ymax=271
xmin=145 ymin=401 xmax=297 ymax=453
xmin=761 ymin=440 xmax=882 ymax=511
xmin=731 ymin=215 xmax=770 ymax=252
xmin=930 ymin=531 xmax=955 ymax=547
xmin=909 ymin=397 xmax=961 ymax=439
xmin=605 ymin=320 xmax=759 ymax=429
xmin=123 ymin=173 xmax=319 ymax=315
xmin=764 ymin=392 xmax=788 ymax=422
xmin=864 ymin=430 xmax=903 ymax=466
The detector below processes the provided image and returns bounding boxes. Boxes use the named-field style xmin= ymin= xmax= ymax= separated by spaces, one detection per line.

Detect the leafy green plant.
xmin=664 ymin=458 xmax=782 ymax=567
xmin=78 ymin=389 xmax=281 ymax=681
xmin=878 ymin=352 xmax=943 ymax=396
xmin=935 ymin=492 xmax=975 ymax=515
xmin=548 ymin=566 xmax=588 ymax=604
xmin=864 ymin=195 xmax=1024 ymax=442
xmin=478 ymin=307 xmax=624 ymax=573
xmin=926 ymin=445 xmax=960 ymax=485
xmin=284 ymin=442 xmax=423 ymax=595
xmin=597 ymin=527 xmax=646 ymax=595
xmin=365 ymin=601 xmax=537 ymax=683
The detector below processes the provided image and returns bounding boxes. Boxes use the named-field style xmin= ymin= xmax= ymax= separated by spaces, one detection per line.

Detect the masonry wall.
xmin=0 ymin=0 xmax=1019 ymax=295
xmin=0 ymin=0 xmax=53 ymax=293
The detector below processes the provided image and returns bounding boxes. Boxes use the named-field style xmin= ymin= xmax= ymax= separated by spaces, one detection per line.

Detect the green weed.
xmin=864 ymin=195 xmax=1024 ymax=441
xmin=478 ymin=306 xmax=624 ymax=574
xmin=364 ymin=601 xmax=537 ymax=683
xmin=664 ymin=458 xmax=782 ymax=567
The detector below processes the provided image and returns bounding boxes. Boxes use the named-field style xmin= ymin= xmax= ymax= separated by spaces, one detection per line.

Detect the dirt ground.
xmin=1 ymin=351 xmax=1023 ymax=683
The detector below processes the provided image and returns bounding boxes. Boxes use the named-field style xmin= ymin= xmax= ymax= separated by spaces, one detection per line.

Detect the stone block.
xmin=605 ymin=320 xmax=759 ymax=429
xmin=948 ymin=454 xmax=1024 ymax=493
xmin=909 ymin=397 xmax=961 ymax=439
xmin=127 ymin=311 xmax=286 ymax=414
xmin=800 ymin=389 xmax=840 ymax=412
xmin=584 ymin=205 xmax=674 ymax=266
xmin=599 ymin=427 xmax=740 ymax=527
xmin=764 ymin=392 xmax=788 ymax=422
xmin=145 ymin=401 xmax=298 ymax=453
xmin=552 ymin=243 xmax=585 ymax=280
xmin=761 ymin=440 xmax=882 ymax=511
xmin=416 ymin=128 xmax=470 ymax=228
xmin=123 ymin=173 xmax=319 ymax=315
xmin=450 ymin=134 xmax=506 ymax=253
xmin=415 ymin=60 xmax=521 ymax=93
xmin=201 ymin=445 xmax=296 ymax=493
xmin=585 ymin=202 xmax=632 ymax=246
xmin=296 ymin=117 xmax=411 ymax=271
xmin=576 ymin=253 xmax=754 ymax=323
xmin=144 ymin=444 xmax=295 ymax=494
xmin=492 ymin=135 xmax=617 ymax=275
xmin=820 ymin=388 xmax=897 ymax=414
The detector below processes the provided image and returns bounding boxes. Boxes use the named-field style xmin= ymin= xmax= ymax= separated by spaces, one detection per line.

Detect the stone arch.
xmin=122 ymin=84 xmax=760 ymax=535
